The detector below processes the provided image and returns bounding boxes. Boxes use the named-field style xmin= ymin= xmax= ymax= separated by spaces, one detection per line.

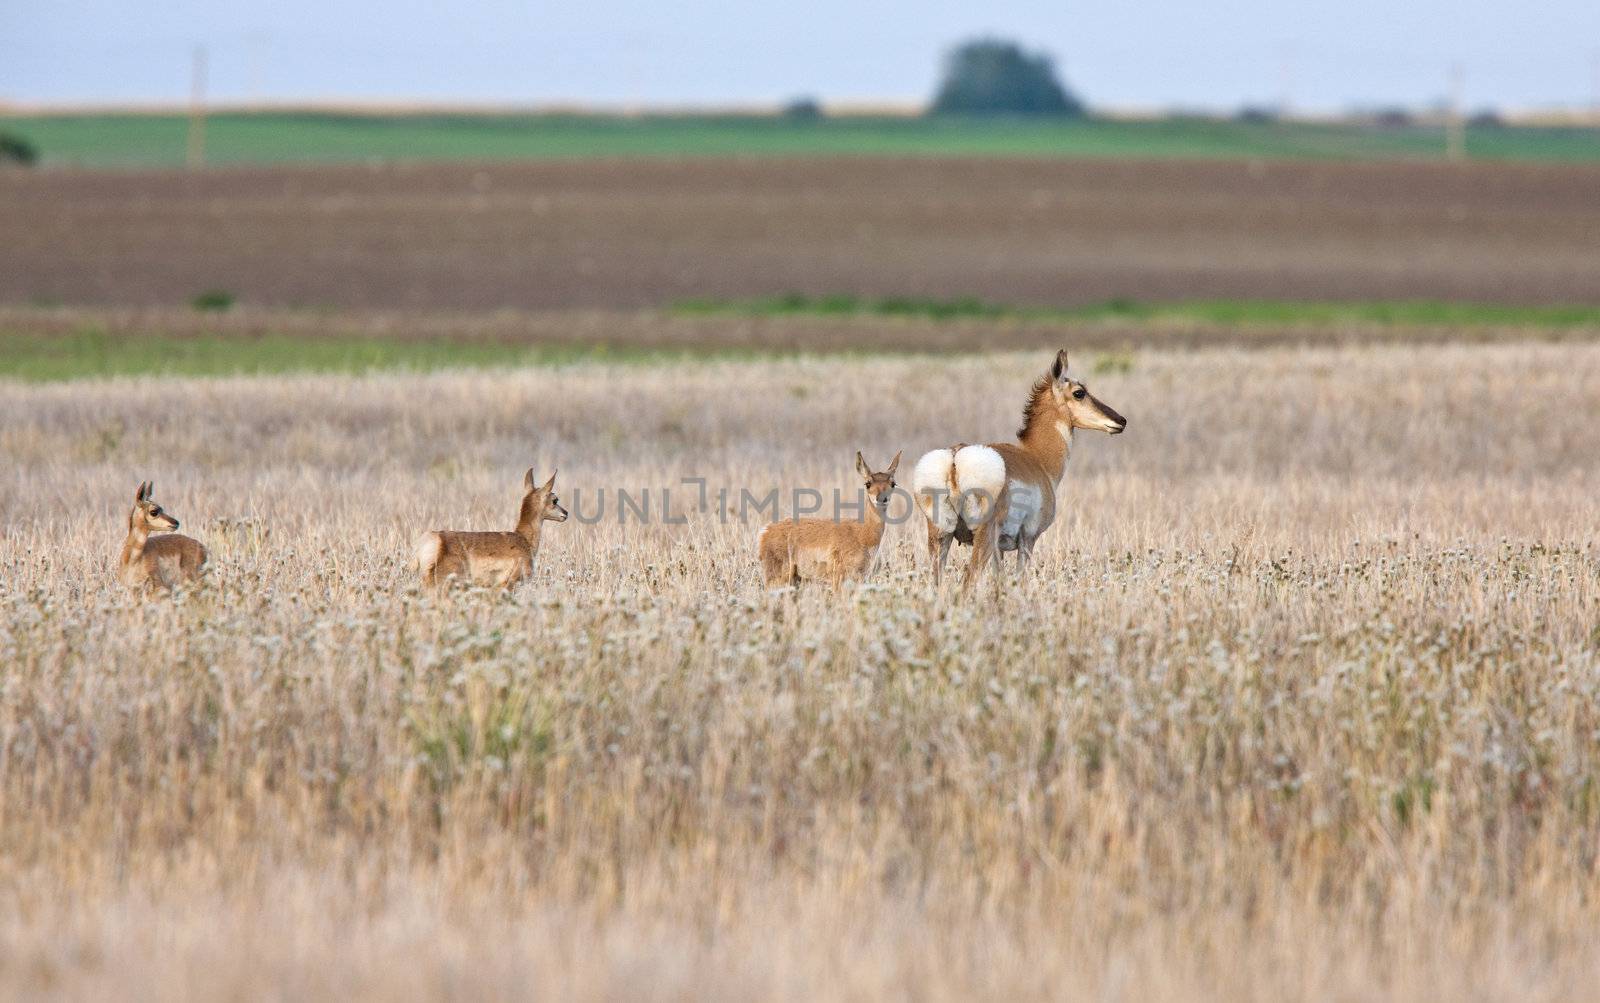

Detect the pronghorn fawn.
xmin=758 ymin=451 xmax=902 ymax=589
xmin=416 ymin=468 xmax=568 ymax=591
xmin=912 ymin=350 xmax=1126 ymax=590
xmin=119 ymin=481 xmax=208 ymax=594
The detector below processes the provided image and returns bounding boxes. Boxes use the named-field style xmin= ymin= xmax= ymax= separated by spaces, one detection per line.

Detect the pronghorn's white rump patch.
xmin=913 ymin=448 xmax=958 ymax=533
xmin=953 ymin=445 xmax=1006 ymax=525
xmin=414 ymin=531 xmax=444 ymax=574
xmin=914 ymin=445 xmax=1007 ymax=533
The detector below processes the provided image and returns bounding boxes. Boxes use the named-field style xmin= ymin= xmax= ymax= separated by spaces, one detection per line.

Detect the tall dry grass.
xmin=2 ymin=342 xmax=1599 ymax=1001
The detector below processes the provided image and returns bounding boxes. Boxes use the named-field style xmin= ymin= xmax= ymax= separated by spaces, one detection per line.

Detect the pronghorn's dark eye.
xmin=1072 ymin=387 xmax=1086 ymax=400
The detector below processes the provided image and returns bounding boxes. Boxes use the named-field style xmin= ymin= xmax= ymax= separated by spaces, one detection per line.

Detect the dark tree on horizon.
xmin=929 ymin=39 xmax=1084 ymax=117
xmin=0 ymin=132 xmax=39 ymax=167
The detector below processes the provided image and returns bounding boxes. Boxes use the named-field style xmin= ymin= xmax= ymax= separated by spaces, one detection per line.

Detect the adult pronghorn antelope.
xmin=119 ymin=481 xmax=208 ymax=593
xmin=912 ymin=350 xmax=1125 ymax=589
xmin=415 ymin=468 xmax=567 ymax=590
xmin=757 ymin=450 xmax=902 ymax=589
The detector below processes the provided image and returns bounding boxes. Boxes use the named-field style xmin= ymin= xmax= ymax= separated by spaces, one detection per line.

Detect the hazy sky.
xmin=4 ymin=1 xmax=1598 ymax=112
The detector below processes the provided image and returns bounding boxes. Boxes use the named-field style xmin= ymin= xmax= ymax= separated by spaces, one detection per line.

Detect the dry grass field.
xmin=3 ymin=340 xmax=1599 ymax=1000
xmin=5 ymin=157 xmax=1600 ymax=311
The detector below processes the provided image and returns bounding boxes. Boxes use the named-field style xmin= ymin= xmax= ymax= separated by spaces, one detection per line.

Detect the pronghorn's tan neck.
xmin=120 ymin=513 xmax=150 ymax=573
xmin=514 ymin=495 xmax=544 ymax=548
xmin=1017 ymin=380 xmax=1071 ymax=482
xmin=854 ymin=498 xmax=889 ymax=548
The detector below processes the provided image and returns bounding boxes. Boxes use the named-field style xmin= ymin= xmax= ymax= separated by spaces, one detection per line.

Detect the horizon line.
xmin=2 ymin=98 xmax=1598 ymax=127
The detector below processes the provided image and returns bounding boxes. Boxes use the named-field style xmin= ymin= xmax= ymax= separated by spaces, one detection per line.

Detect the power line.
xmin=1445 ymin=62 xmax=1465 ymax=162
xmin=1591 ymin=49 xmax=1600 ymax=126
xmin=187 ymin=45 xmax=207 ymax=169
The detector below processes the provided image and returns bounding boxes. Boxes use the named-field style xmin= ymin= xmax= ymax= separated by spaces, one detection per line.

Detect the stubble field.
xmin=3 ymin=342 xmax=1599 ymax=1000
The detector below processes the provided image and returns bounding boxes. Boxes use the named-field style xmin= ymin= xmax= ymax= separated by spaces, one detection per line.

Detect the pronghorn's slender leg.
xmin=1017 ymin=535 xmax=1035 ymax=579
xmin=928 ymin=519 xmax=951 ymax=586
xmin=988 ymin=526 xmax=1004 ymax=586
xmin=831 ymin=546 xmax=855 ymax=591
xmin=960 ymin=489 xmax=1008 ymax=594
xmin=960 ymin=520 xmax=997 ymax=594
xmin=502 ymin=559 xmax=530 ymax=590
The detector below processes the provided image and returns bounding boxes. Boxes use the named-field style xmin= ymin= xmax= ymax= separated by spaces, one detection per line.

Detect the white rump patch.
xmin=953 ymin=445 xmax=1006 ymax=526
xmin=414 ymin=531 xmax=444 ymax=574
xmin=912 ymin=448 xmax=959 ymax=533
xmin=914 ymin=445 xmax=1008 ymax=534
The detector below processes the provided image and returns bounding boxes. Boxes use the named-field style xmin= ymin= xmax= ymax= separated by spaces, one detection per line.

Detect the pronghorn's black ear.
xmin=855 ymin=451 xmax=871 ymax=480
xmin=542 ymin=470 xmax=557 ymax=492
xmin=887 ymin=450 xmax=902 ymax=477
xmin=136 ymin=481 xmax=152 ymax=502
xmin=524 ymin=468 xmax=536 ymax=491
xmin=1052 ymin=349 xmax=1069 ymax=380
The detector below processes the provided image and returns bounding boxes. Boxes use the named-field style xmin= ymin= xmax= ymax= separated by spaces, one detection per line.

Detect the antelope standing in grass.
xmin=912 ymin=350 xmax=1126 ymax=590
xmin=758 ymin=451 xmax=901 ymax=589
xmin=415 ymin=469 xmax=567 ymax=591
xmin=119 ymin=481 xmax=208 ymax=593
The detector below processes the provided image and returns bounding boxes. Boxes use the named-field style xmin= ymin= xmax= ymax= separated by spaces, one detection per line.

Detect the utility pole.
xmin=1278 ymin=42 xmax=1294 ymax=118
xmin=1591 ymin=50 xmax=1600 ymax=127
xmin=1445 ymin=62 xmax=1465 ymax=162
xmin=187 ymin=45 xmax=208 ymax=169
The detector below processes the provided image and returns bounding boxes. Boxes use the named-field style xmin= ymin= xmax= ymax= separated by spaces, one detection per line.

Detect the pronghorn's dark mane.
xmin=1016 ymin=374 xmax=1056 ymax=440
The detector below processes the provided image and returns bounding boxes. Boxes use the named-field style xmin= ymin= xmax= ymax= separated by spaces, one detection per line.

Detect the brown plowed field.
xmin=3 ymin=157 xmax=1599 ymax=310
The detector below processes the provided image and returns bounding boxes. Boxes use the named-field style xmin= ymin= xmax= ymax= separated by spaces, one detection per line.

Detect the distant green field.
xmin=0 ymin=328 xmax=656 ymax=382
xmin=8 ymin=296 xmax=1599 ymax=382
xmin=5 ymin=111 xmax=1600 ymax=168
xmin=676 ymin=295 xmax=1600 ymax=329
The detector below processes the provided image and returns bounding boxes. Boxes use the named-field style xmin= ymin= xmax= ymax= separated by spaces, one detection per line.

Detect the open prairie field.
xmin=3 ymin=341 xmax=1600 ymax=1000
xmin=4 ymin=157 xmax=1600 ymax=313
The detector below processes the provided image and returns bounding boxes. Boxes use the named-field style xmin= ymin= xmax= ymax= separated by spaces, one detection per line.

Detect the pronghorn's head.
xmin=855 ymin=450 xmax=902 ymax=513
xmin=130 ymin=481 xmax=180 ymax=533
xmin=1029 ymin=349 xmax=1127 ymax=437
xmin=522 ymin=468 xmax=568 ymax=524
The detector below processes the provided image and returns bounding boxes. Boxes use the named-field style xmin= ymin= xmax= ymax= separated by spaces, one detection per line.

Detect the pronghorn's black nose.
xmin=1112 ymin=420 xmax=1128 ymax=434
xmin=169 ymin=518 xmax=180 ymax=529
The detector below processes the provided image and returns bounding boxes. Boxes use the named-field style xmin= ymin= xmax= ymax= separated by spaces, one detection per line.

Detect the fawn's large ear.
xmin=855 ymin=451 xmax=871 ymax=481
xmin=1052 ymin=349 xmax=1069 ymax=380
xmin=886 ymin=450 xmax=902 ymax=477
xmin=136 ymin=481 xmax=151 ymax=502
xmin=542 ymin=470 xmax=557 ymax=493
xmin=524 ymin=468 xmax=536 ymax=492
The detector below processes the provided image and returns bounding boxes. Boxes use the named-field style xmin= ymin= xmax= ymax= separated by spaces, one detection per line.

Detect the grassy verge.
xmin=8 ymin=296 xmax=1600 ymax=382
xmin=0 ymin=328 xmax=671 ymax=382
xmin=673 ymin=294 xmax=1600 ymax=329
xmin=6 ymin=111 xmax=1600 ymax=168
